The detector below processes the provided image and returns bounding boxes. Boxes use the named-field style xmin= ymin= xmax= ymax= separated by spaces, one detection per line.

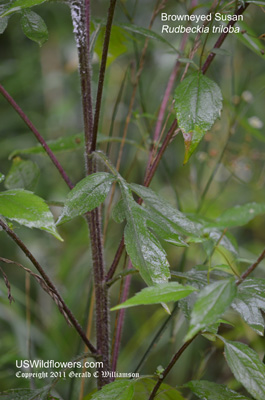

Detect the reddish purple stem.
xmin=0 ymin=84 xmax=73 ymax=190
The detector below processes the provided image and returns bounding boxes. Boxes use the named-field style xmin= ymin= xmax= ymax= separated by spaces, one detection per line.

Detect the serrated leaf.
xmin=145 ymin=210 xmax=188 ymax=247
xmin=87 ymin=378 xmax=185 ymax=400
xmin=224 ymin=340 xmax=265 ymax=400
xmin=1 ymin=0 xmax=47 ymax=17
xmin=133 ymin=378 xmax=185 ymax=399
xmin=210 ymin=203 xmax=265 ymax=229
xmin=90 ymin=380 xmax=134 ymax=400
xmin=186 ymin=279 xmax=237 ymax=340
xmin=174 ymin=72 xmax=223 ymax=164
xmin=0 ymin=189 xmax=62 ymax=241
xmin=57 ymin=173 xmax=115 ymax=225
xmin=9 ymin=133 xmax=141 ymax=158
xmin=232 ymin=278 xmax=265 ymax=335
xmin=119 ymin=182 xmax=170 ymax=286
xmin=232 ymin=296 xmax=264 ymax=336
xmin=130 ymin=183 xmax=202 ymax=237
xmin=0 ymin=386 xmax=51 ymax=399
xmin=112 ymin=198 xmax=126 ymax=223
xmin=0 ymin=16 xmax=9 ymax=34
xmin=5 ymin=158 xmax=40 ymax=190
xmin=186 ymin=380 xmax=251 ymax=400
xmin=20 ymin=10 xmax=48 ymax=46
xmin=177 ymin=267 xmax=209 ymax=319
xmin=111 ymin=282 xmax=197 ymax=310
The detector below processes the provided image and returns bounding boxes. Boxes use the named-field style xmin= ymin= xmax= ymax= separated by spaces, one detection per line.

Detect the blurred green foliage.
xmin=0 ymin=0 xmax=265 ymax=399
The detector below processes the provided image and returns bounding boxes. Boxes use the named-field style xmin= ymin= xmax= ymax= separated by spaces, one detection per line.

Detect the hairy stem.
xmin=0 ymin=84 xmax=73 ymax=190
xmin=0 ymin=218 xmax=96 ymax=354
xmin=70 ymin=0 xmax=114 ymax=386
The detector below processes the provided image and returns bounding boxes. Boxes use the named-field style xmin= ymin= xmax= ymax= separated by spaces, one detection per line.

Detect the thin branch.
xmin=0 ymin=256 xmax=72 ymax=325
xmin=237 ymin=248 xmax=265 ymax=284
xmin=92 ymin=0 xmax=117 ymax=152
xmin=134 ymin=302 xmax=179 ymax=374
xmin=0 ymin=84 xmax=73 ymax=190
xmin=106 ymin=267 xmax=138 ymax=288
xmin=0 ymin=219 xmax=97 ymax=355
xmin=148 ymin=335 xmax=198 ymax=400
xmin=144 ymin=122 xmax=179 ymax=187
xmin=201 ymin=3 xmax=250 ymax=74
xmin=106 ymin=237 xmax=124 ymax=281
xmin=111 ymin=260 xmax=133 ymax=372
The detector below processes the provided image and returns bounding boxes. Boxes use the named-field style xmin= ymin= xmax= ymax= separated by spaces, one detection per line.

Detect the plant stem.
xmin=106 ymin=237 xmax=125 ymax=281
xmin=92 ymin=0 xmax=117 ymax=153
xmin=201 ymin=4 xmax=249 ymax=74
xmin=148 ymin=335 xmax=197 ymax=400
xmin=111 ymin=261 xmax=133 ymax=372
xmin=0 ymin=84 xmax=73 ymax=190
xmin=134 ymin=302 xmax=179 ymax=374
xmin=70 ymin=0 xmax=114 ymax=386
xmin=237 ymin=248 xmax=265 ymax=284
xmin=144 ymin=121 xmax=179 ymax=187
xmin=106 ymin=268 xmax=138 ymax=288
xmin=0 ymin=218 xmax=97 ymax=355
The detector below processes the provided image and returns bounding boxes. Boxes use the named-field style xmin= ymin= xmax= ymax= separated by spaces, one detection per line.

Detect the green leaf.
xmin=0 ymin=173 xmax=5 ymax=183
xmin=111 ymin=282 xmax=197 ymax=310
xmin=236 ymin=22 xmax=265 ymax=60
xmin=89 ymin=380 xmax=134 ymax=400
xmin=232 ymin=278 xmax=265 ymax=335
xmin=145 ymin=209 xmax=188 ymax=247
xmin=210 ymin=48 xmax=231 ymax=57
xmin=119 ymin=182 xmax=170 ymax=286
xmin=174 ymin=72 xmax=223 ymax=164
xmin=112 ymin=198 xmax=126 ymax=223
xmin=5 ymin=158 xmax=40 ymax=190
xmin=20 ymin=10 xmax=48 ymax=46
xmin=0 ymin=386 xmax=52 ymax=399
xmin=9 ymin=133 xmax=141 ymax=158
xmin=245 ymin=0 xmax=265 ymax=4
xmin=186 ymin=279 xmax=237 ymax=340
xmin=224 ymin=340 xmax=265 ymax=400
xmin=93 ymin=24 xmax=128 ymax=67
xmin=0 ymin=16 xmax=9 ymax=34
xmin=1 ymin=0 xmax=47 ymax=17
xmin=116 ymin=22 xmax=178 ymax=52
xmin=130 ymin=183 xmax=202 ymax=237
xmin=186 ymin=380 xmax=251 ymax=400
xmin=232 ymin=296 xmax=264 ymax=336
xmin=133 ymin=378 xmax=185 ymax=399
xmin=0 ymin=189 xmax=62 ymax=241
xmin=57 ymin=173 xmax=115 ymax=225
xmin=87 ymin=378 xmax=185 ymax=400
xmin=209 ymin=203 xmax=265 ymax=229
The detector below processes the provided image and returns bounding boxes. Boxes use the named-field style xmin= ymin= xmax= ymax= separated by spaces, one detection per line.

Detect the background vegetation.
xmin=0 ymin=0 xmax=265 ymax=399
